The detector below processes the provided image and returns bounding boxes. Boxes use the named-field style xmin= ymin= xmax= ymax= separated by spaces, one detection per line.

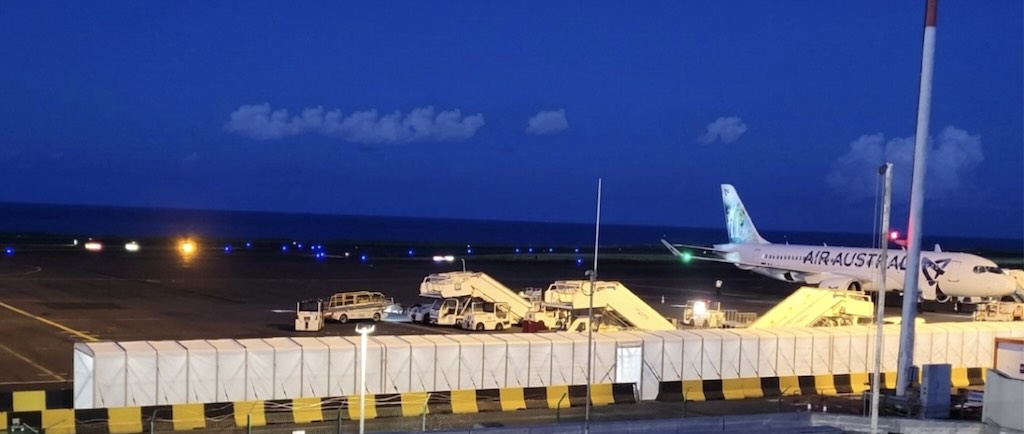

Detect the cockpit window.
xmin=974 ymin=265 xmax=1005 ymax=274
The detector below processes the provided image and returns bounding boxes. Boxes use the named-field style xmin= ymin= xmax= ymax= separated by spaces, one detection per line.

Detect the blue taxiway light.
xmin=408 ymin=249 xmax=415 ymax=256
xmin=574 ymin=248 xmax=580 ymax=253
xmin=245 ymin=242 xmax=252 ymax=248
xmin=224 ymin=245 xmax=232 ymax=253
xmin=514 ymin=248 xmax=520 ymax=254
xmin=576 ymin=258 xmax=583 ymax=265
xmin=281 ymin=245 xmax=289 ymax=252
xmin=4 ymin=247 xmax=13 ymax=256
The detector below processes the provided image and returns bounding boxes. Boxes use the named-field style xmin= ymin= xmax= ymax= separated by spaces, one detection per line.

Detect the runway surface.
xmin=0 ymin=247 xmax=972 ymax=391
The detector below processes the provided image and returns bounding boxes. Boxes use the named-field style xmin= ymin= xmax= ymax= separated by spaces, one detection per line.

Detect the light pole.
xmin=460 ymin=258 xmax=466 ymax=272
xmin=585 ymin=177 xmax=602 ymax=434
xmin=897 ymin=0 xmax=938 ymax=397
xmin=355 ymin=324 xmax=375 ymax=434
xmin=870 ymin=162 xmax=893 ymax=434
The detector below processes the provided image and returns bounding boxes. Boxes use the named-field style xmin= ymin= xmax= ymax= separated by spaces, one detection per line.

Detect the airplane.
xmin=661 ymin=184 xmax=1019 ymax=311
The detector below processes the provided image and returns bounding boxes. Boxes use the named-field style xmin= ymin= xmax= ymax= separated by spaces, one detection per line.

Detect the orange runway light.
xmin=179 ymin=239 xmax=197 ymax=256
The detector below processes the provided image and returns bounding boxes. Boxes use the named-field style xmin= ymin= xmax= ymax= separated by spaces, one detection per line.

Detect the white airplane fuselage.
xmin=721 ymin=242 xmax=1017 ymax=300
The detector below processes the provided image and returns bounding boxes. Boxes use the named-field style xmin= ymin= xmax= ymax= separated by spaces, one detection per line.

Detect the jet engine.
xmin=920 ymin=283 xmax=951 ymax=303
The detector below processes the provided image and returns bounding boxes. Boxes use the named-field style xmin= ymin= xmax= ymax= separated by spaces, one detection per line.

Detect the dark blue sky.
xmin=1 ymin=2 xmax=1021 ymax=239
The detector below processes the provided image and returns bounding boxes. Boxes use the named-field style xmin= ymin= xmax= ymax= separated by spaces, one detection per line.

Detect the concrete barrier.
xmin=0 ymin=389 xmax=73 ymax=412
xmin=654 ymin=369 xmax=981 ymax=402
xmin=1 ymin=384 xmax=635 ymax=434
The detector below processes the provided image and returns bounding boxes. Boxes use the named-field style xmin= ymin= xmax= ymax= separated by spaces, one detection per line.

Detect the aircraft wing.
xmin=660 ymin=239 xmax=731 ymax=256
xmin=667 ymin=252 xmax=732 ymax=264
xmin=663 ymin=239 xmax=737 ymax=258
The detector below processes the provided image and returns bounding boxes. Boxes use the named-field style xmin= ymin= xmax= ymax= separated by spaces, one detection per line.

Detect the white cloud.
xmin=826 ymin=126 xmax=984 ymax=199
xmin=526 ymin=109 xmax=569 ymax=135
xmin=224 ymin=103 xmax=485 ymax=144
xmin=223 ymin=104 xmax=300 ymax=140
xmin=697 ymin=116 xmax=747 ymax=144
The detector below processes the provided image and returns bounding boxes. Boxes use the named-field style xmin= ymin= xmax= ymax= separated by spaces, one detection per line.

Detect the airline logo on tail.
xmin=722 ymin=184 xmax=767 ymax=245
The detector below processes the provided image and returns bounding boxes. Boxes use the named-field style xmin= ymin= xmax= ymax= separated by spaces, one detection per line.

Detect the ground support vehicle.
xmin=680 ymin=300 xmax=727 ymax=329
xmin=418 ymin=272 xmax=532 ymax=325
xmin=407 ymin=299 xmax=439 ymax=324
xmin=429 ymin=296 xmax=484 ymax=326
xmin=294 ymin=299 xmax=324 ymax=331
xmin=324 ymin=291 xmax=394 ymax=323
xmin=565 ymin=314 xmax=625 ymax=333
xmin=539 ymin=280 xmax=676 ymax=331
xmin=522 ymin=301 xmax=572 ymax=331
xmin=678 ymin=300 xmax=757 ymax=329
xmin=973 ymin=301 xmax=1024 ymax=321
xmin=747 ymin=286 xmax=872 ymax=328
xmin=460 ymin=301 xmax=513 ymax=331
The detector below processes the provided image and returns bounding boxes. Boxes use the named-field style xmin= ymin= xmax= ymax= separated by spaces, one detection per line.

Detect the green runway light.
xmin=681 ymin=251 xmax=693 ymax=263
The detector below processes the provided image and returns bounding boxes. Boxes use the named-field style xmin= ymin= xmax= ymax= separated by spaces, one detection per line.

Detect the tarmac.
xmin=0 ymin=245 xmax=972 ymax=392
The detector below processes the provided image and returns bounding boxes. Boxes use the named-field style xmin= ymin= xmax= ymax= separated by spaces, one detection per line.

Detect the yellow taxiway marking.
xmin=0 ymin=301 xmax=99 ymax=342
xmin=0 ymin=341 xmax=64 ymax=381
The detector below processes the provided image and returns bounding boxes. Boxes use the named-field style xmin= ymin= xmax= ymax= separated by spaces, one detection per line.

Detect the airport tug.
xmin=295 ymin=299 xmax=325 ymax=331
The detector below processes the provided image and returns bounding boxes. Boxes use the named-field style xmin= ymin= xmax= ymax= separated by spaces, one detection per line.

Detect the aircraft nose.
xmin=1002 ymin=275 xmax=1018 ymax=293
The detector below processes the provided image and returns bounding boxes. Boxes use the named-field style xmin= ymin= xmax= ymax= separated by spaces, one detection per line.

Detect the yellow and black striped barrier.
xmin=656 ymin=368 xmax=986 ymax=402
xmin=1 ymin=383 xmax=635 ymax=434
xmin=0 ymin=389 xmax=74 ymax=432
xmin=0 ymin=389 xmax=73 ymax=412
xmin=3 ymin=368 xmax=987 ymax=432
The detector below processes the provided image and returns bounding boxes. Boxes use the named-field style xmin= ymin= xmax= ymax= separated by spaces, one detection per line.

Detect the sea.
xmin=0 ymin=202 xmax=1020 ymax=253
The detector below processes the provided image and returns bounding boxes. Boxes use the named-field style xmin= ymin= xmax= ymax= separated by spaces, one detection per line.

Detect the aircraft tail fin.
xmin=721 ymin=184 xmax=769 ymax=245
